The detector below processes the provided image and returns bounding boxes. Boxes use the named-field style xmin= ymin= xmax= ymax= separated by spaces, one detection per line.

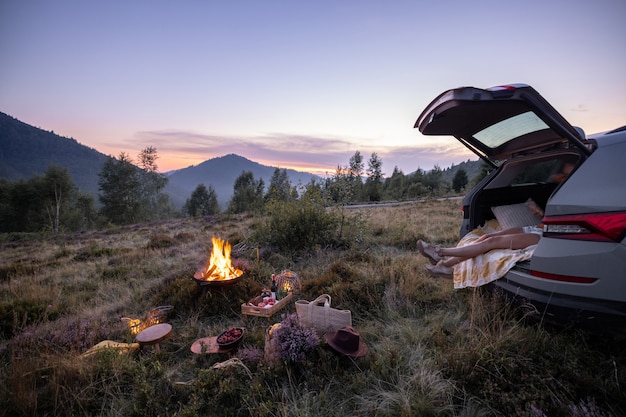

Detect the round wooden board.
xmin=191 ymin=336 xmax=233 ymax=354
xmin=136 ymin=323 xmax=172 ymax=345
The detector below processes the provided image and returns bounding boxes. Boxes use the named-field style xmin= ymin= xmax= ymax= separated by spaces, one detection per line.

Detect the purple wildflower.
xmin=274 ymin=313 xmax=320 ymax=363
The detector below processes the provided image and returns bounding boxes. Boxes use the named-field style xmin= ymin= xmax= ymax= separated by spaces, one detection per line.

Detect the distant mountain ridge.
xmin=0 ymin=111 xmax=320 ymax=209
xmin=164 ymin=154 xmax=320 ymax=208
xmin=0 ymin=111 xmax=110 ymax=196
xmin=0 ymin=111 xmax=481 ymax=210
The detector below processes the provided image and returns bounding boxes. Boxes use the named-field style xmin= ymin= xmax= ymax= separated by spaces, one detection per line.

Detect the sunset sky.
xmin=1 ymin=1 xmax=624 ymax=176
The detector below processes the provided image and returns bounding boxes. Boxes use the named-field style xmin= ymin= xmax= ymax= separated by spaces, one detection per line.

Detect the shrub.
xmin=146 ymin=234 xmax=175 ymax=250
xmin=0 ymin=299 xmax=49 ymax=338
xmin=253 ymin=197 xmax=338 ymax=253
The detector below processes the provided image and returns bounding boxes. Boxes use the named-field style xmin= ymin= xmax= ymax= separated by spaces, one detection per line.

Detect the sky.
xmin=1 ymin=1 xmax=625 ymax=176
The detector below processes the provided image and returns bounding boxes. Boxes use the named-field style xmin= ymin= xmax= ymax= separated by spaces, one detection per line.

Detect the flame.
xmin=198 ymin=236 xmax=243 ymax=281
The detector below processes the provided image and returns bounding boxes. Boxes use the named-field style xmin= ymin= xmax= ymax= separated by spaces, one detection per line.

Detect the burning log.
xmin=193 ymin=236 xmax=244 ymax=287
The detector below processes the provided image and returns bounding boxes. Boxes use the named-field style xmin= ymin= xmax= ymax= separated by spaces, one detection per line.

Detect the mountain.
xmin=1 ymin=111 xmax=481 ymax=210
xmin=441 ymin=159 xmax=485 ymax=184
xmin=0 ymin=112 xmax=320 ymax=209
xmin=0 ymin=111 xmax=110 ymax=196
xmin=165 ymin=154 xmax=320 ymax=209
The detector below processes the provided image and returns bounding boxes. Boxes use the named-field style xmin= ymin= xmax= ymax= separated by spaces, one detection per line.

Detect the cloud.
xmin=128 ymin=129 xmax=474 ymax=175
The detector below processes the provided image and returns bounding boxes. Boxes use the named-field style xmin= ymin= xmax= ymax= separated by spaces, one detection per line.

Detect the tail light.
xmin=462 ymin=205 xmax=470 ymax=219
xmin=542 ymin=212 xmax=626 ymax=242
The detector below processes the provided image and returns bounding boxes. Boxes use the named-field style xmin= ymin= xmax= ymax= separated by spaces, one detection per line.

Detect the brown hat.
xmin=324 ymin=326 xmax=368 ymax=357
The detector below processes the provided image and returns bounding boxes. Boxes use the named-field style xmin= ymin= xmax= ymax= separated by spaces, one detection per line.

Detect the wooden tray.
xmin=241 ymin=292 xmax=293 ymax=318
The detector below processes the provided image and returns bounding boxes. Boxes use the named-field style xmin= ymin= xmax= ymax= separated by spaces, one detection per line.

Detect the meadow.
xmin=1 ymin=199 xmax=624 ymax=417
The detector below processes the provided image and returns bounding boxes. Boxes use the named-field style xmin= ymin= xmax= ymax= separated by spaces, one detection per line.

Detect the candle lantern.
xmin=275 ymin=270 xmax=300 ymax=300
xmin=146 ymin=305 xmax=174 ymax=326
xmin=121 ymin=317 xmax=145 ymax=335
xmin=121 ymin=305 xmax=174 ymax=335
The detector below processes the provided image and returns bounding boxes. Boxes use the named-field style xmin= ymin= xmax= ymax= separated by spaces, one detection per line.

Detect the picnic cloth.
xmin=453 ymin=220 xmax=537 ymax=289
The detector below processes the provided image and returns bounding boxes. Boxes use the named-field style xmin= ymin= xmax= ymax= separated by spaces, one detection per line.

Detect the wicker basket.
xmin=264 ymin=323 xmax=282 ymax=364
xmin=275 ymin=270 xmax=301 ymax=299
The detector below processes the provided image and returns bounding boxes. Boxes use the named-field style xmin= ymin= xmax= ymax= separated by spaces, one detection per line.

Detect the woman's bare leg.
xmin=439 ymin=233 xmax=540 ymax=267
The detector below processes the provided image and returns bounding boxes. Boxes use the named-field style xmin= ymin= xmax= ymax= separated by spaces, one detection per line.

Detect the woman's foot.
xmin=417 ymin=240 xmax=442 ymax=264
xmin=425 ymin=262 xmax=453 ymax=277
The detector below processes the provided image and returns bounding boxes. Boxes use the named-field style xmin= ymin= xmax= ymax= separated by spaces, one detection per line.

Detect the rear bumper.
xmin=491 ymin=270 xmax=626 ymax=337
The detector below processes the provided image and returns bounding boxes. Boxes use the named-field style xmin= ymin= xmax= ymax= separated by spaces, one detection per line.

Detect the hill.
xmin=165 ymin=154 xmax=320 ymax=209
xmin=0 ymin=111 xmax=482 ymax=209
xmin=441 ymin=159 xmax=485 ymax=184
xmin=0 ymin=112 xmax=320 ymax=209
xmin=0 ymin=111 xmax=110 ymax=196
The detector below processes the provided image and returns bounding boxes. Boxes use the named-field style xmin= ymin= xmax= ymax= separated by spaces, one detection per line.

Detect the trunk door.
xmin=415 ymin=84 xmax=591 ymax=165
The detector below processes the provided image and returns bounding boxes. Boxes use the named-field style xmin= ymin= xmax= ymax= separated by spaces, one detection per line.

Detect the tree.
xmin=364 ymin=152 xmax=384 ymax=202
xmin=405 ymin=168 xmax=429 ymax=199
xmin=383 ymin=166 xmax=406 ymax=200
xmin=265 ymin=168 xmax=293 ymax=203
xmin=98 ymin=153 xmax=142 ymax=224
xmin=138 ymin=146 xmax=159 ymax=173
xmin=183 ymin=184 xmax=220 ymax=216
xmin=468 ymin=160 xmax=493 ymax=188
xmin=423 ymin=164 xmax=445 ymax=195
xmin=227 ymin=171 xmax=265 ymax=214
xmin=98 ymin=148 xmax=173 ymax=225
xmin=136 ymin=146 xmax=170 ymax=220
xmin=0 ymin=166 xmax=92 ymax=233
xmin=452 ymin=168 xmax=468 ymax=192
xmin=0 ymin=180 xmax=13 ymax=232
xmin=68 ymin=192 xmax=100 ymax=230
xmin=348 ymin=151 xmax=364 ymax=201
xmin=325 ymin=165 xmax=350 ymax=205
xmin=39 ymin=165 xmax=76 ymax=233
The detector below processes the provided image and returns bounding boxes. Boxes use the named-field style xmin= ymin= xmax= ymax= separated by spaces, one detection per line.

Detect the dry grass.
xmin=0 ymin=201 xmax=624 ymax=417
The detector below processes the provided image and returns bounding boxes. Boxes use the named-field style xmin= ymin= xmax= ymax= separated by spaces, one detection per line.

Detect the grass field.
xmin=1 ymin=199 xmax=624 ymax=416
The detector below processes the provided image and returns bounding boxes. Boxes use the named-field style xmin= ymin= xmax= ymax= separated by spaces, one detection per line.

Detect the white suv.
xmin=415 ymin=84 xmax=626 ymax=336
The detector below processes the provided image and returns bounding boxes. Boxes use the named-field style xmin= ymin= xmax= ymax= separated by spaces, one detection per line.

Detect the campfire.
xmin=193 ymin=236 xmax=243 ymax=286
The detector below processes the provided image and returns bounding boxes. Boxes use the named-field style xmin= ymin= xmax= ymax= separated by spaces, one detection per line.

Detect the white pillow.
xmin=491 ymin=199 xmax=543 ymax=230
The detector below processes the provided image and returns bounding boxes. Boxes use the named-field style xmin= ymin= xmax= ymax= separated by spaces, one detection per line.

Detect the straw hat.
xmin=324 ymin=326 xmax=368 ymax=357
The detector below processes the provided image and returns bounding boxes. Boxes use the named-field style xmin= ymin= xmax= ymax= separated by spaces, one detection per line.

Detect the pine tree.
xmin=227 ymin=171 xmax=265 ymax=214
xmin=98 ymin=153 xmax=142 ymax=224
xmin=265 ymin=168 xmax=293 ymax=202
xmin=452 ymin=168 xmax=468 ymax=192
xmin=365 ymin=152 xmax=384 ymax=202
xmin=183 ymin=184 xmax=220 ymax=216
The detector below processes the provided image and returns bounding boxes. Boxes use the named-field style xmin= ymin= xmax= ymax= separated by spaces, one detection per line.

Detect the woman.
xmin=417 ymin=225 xmax=542 ymax=276
xmin=419 ymin=161 xmax=574 ymax=278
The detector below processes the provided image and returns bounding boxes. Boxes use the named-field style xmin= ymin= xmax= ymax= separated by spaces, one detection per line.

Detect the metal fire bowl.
xmin=193 ymin=271 xmax=244 ymax=287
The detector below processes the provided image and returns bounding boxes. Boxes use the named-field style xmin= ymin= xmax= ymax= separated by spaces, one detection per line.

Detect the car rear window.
xmin=474 ymin=111 xmax=550 ymax=148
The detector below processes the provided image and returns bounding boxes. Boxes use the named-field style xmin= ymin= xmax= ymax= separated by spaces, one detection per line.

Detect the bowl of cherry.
xmin=216 ymin=327 xmax=245 ymax=349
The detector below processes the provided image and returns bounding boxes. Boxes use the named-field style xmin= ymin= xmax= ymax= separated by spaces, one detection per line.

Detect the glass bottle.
xmin=270 ymin=274 xmax=277 ymax=300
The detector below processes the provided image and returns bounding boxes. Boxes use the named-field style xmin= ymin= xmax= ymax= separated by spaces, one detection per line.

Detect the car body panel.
xmin=529 ymin=238 xmax=626 ymax=300
xmin=546 ymin=139 xmax=626 ymax=215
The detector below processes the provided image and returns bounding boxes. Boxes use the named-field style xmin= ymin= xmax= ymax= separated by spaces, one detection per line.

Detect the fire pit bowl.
xmin=216 ymin=327 xmax=245 ymax=348
xmin=193 ymin=270 xmax=244 ymax=287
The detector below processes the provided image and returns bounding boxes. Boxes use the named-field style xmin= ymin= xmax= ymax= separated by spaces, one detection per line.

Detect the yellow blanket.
xmin=81 ymin=340 xmax=140 ymax=357
xmin=453 ymin=220 xmax=536 ymax=289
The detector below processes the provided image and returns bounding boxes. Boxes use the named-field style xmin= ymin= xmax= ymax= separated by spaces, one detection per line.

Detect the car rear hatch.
xmin=414 ymin=84 xmax=592 ymax=165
